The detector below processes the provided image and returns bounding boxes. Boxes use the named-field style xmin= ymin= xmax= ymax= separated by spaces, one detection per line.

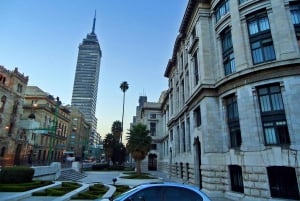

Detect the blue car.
xmin=112 ymin=182 xmax=212 ymax=201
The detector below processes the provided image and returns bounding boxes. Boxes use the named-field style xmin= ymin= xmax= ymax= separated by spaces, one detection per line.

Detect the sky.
xmin=0 ymin=0 xmax=188 ymax=140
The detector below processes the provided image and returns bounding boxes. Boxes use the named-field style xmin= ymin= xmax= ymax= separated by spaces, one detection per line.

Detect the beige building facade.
xmin=21 ymin=86 xmax=71 ymax=164
xmin=67 ymin=106 xmax=91 ymax=160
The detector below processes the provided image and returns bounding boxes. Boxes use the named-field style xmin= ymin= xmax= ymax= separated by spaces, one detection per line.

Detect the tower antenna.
xmin=92 ymin=10 xmax=96 ymax=34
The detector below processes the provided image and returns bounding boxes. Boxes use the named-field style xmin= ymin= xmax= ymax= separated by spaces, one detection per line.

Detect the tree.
xmin=103 ymin=133 xmax=116 ymax=164
xmin=126 ymin=123 xmax=152 ymax=175
xmin=120 ymin=81 xmax=129 ymax=142
xmin=111 ymin=142 xmax=126 ymax=165
xmin=111 ymin=120 xmax=122 ymax=142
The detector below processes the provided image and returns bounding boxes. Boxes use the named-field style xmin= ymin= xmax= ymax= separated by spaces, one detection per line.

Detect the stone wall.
xmin=32 ymin=162 xmax=61 ymax=181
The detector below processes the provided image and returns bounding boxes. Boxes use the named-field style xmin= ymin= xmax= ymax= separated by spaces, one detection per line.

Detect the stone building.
xmin=67 ymin=106 xmax=91 ymax=160
xmin=0 ymin=66 xmax=28 ymax=166
xmin=134 ymin=0 xmax=300 ymax=200
xmin=132 ymin=94 xmax=168 ymax=172
xmin=21 ymin=86 xmax=71 ymax=165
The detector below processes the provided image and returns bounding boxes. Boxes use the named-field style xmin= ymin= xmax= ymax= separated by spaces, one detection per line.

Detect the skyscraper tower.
xmin=71 ymin=13 xmax=102 ymax=143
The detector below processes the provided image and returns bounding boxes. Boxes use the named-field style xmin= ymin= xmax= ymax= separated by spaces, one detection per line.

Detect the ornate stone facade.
xmin=0 ymin=66 xmax=28 ymax=166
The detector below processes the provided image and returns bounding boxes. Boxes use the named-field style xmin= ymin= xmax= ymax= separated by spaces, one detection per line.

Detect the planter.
xmin=116 ymin=173 xmax=163 ymax=186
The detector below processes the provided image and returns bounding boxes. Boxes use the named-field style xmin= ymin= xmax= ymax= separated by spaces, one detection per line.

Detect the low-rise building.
xmin=21 ymin=86 xmax=71 ymax=164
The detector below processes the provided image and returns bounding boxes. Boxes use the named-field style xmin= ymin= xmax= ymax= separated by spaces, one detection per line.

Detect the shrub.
xmin=71 ymin=183 xmax=108 ymax=200
xmin=91 ymin=163 xmax=109 ymax=170
xmin=108 ymin=165 xmax=125 ymax=171
xmin=32 ymin=182 xmax=81 ymax=196
xmin=0 ymin=180 xmax=53 ymax=192
xmin=0 ymin=166 xmax=34 ymax=183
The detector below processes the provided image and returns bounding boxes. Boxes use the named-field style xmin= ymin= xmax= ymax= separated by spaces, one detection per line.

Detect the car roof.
xmin=134 ymin=181 xmax=200 ymax=191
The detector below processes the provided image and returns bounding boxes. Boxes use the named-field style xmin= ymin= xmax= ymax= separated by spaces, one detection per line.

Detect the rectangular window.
xmin=150 ymin=113 xmax=156 ymax=119
xmin=185 ymin=71 xmax=190 ymax=97
xmin=257 ymin=84 xmax=290 ymax=145
xmin=267 ymin=166 xmax=300 ymax=200
xmin=229 ymin=165 xmax=244 ymax=193
xmin=225 ymin=95 xmax=241 ymax=148
xmin=150 ymin=122 xmax=156 ymax=136
xmin=193 ymin=51 xmax=199 ymax=86
xmin=193 ymin=106 xmax=201 ymax=127
xmin=181 ymin=122 xmax=186 ymax=152
xmin=177 ymin=125 xmax=180 ymax=153
xmin=180 ymin=53 xmax=184 ymax=70
xmin=247 ymin=12 xmax=275 ymax=64
xmin=290 ymin=3 xmax=300 ymax=48
xmin=181 ymin=80 xmax=185 ymax=106
xmin=221 ymin=29 xmax=235 ymax=75
xmin=290 ymin=3 xmax=300 ymax=25
xmin=215 ymin=0 xmax=230 ymax=22
xmin=170 ymin=93 xmax=173 ymax=115
xmin=151 ymin=144 xmax=157 ymax=150
xmin=17 ymin=83 xmax=23 ymax=93
xmin=186 ymin=117 xmax=191 ymax=152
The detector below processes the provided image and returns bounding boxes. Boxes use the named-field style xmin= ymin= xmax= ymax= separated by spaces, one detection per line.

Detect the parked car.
xmin=112 ymin=182 xmax=212 ymax=201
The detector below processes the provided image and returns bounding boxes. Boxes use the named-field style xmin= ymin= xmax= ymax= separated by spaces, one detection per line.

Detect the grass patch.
xmin=120 ymin=172 xmax=157 ymax=179
xmin=32 ymin=182 xmax=81 ymax=196
xmin=0 ymin=180 xmax=53 ymax=192
xmin=72 ymin=183 xmax=108 ymax=200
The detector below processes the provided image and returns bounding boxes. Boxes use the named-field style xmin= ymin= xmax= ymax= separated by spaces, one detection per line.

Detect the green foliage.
xmin=91 ymin=164 xmax=125 ymax=171
xmin=32 ymin=182 xmax=81 ymax=196
xmin=0 ymin=180 xmax=53 ymax=192
xmin=120 ymin=173 xmax=156 ymax=179
xmin=126 ymin=123 xmax=152 ymax=161
xmin=0 ymin=166 xmax=34 ymax=183
xmin=71 ymin=183 xmax=108 ymax=200
xmin=111 ymin=142 xmax=126 ymax=165
xmin=103 ymin=133 xmax=117 ymax=161
xmin=92 ymin=163 xmax=109 ymax=170
xmin=120 ymin=81 xmax=129 ymax=93
xmin=111 ymin=120 xmax=122 ymax=141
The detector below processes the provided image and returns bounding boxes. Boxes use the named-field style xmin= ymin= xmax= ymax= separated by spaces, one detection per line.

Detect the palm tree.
xmin=126 ymin=123 xmax=152 ymax=175
xmin=120 ymin=81 xmax=129 ymax=142
xmin=103 ymin=133 xmax=116 ymax=164
xmin=111 ymin=120 xmax=122 ymax=142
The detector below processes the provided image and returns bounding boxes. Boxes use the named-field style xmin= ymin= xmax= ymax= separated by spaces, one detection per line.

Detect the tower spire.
xmin=92 ymin=10 xmax=96 ymax=34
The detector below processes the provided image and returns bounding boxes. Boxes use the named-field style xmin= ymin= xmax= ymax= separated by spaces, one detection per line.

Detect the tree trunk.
xmin=136 ymin=160 xmax=141 ymax=175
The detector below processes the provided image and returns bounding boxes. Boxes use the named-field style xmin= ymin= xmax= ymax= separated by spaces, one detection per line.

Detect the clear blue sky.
xmin=0 ymin=0 xmax=188 ymax=139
